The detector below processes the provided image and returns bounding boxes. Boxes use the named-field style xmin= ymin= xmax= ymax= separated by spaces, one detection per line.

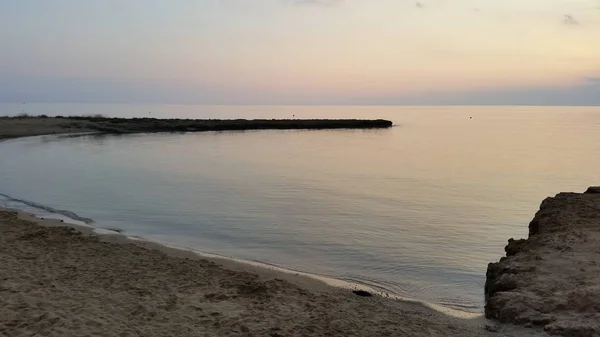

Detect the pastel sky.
xmin=1 ymin=0 xmax=599 ymax=105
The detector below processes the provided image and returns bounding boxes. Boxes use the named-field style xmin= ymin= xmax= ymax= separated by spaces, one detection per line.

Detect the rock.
xmin=505 ymin=238 xmax=528 ymax=256
xmin=485 ymin=187 xmax=600 ymax=335
xmin=484 ymin=324 xmax=500 ymax=332
xmin=584 ymin=186 xmax=600 ymax=194
xmin=352 ymin=290 xmax=373 ymax=297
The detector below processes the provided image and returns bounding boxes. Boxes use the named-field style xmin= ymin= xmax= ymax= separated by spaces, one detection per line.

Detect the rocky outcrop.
xmin=485 ymin=188 xmax=600 ymax=336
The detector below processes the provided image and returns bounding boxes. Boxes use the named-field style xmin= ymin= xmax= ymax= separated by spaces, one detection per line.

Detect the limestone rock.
xmin=485 ymin=188 xmax=600 ymax=336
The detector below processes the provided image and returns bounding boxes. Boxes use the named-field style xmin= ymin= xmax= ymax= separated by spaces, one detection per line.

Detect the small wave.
xmin=434 ymin=300 xmax=480 ymax=311
xmin=341 ymin=275 xmax=482 ymax=313
xmin=0 ymin=192 xmax=94 ymax=224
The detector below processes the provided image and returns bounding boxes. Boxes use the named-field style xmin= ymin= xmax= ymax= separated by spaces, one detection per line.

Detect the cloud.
xmin=293 ymin=0 xmax=342 ymax=6
xmin=328 ymin=76 xmax=600 ymax=106
xmin=399 ymin=76 xmax=600 ymax=106
xmin=415 ymin=2 xmax=424 ymax=9
xmin=585 ymin=77 xmax=600 ymax=86
xmin=563 ymin=14 xmax=579 ymax=25
xmin=2 ymin=70 xmax=599 ymax=106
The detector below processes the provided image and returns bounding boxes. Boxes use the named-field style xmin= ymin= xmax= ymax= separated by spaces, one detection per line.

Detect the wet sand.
xmin=0 ymin=208 xmax=543 ymax=337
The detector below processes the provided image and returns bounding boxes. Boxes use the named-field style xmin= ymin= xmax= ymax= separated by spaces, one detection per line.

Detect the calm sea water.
xmin=2 ymin=104 xmax=600 ymax=312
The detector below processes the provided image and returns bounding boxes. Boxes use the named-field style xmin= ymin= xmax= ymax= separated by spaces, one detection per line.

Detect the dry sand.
xmin=0 ymin=208 xmax=544 ymax=337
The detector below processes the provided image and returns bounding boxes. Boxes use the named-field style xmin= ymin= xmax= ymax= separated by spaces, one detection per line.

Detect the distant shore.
xmin=0 ymin=115 xmax=393 ymax=140
xmin=0 ymin=206 xmax=532 ymax=337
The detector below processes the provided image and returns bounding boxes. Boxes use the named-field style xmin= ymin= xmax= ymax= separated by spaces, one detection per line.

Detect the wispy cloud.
xmin=584 ymin=77 xmax=600 ymax=87
xmin=292 ymin=0 xmax=342 ymax=6
xmin=563 ymin=14 xmax=579 ymax=25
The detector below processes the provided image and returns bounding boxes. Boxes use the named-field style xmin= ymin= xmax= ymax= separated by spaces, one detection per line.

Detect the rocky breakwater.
xmin=0 ymin=116 xmax=394 ymax=140
xmin=485 ymin=187 xmax=600 ymax=336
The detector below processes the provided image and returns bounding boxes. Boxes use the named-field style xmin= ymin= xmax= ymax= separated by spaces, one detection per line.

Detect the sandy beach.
xmin=0 ymin=207 xmax=545 ymax=337
xmin=0 ymin=120 xmax=548 ymax=336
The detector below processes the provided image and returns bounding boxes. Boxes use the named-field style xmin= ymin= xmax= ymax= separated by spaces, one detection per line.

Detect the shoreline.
xmin=0 ymin=121 xmax=545 ymax=336
xmin=0 ymin=203 xmax=478 ymax=319
xmin=0 ymin=119 xmax=479 ymax=317
xmin=2 ymin=206 xmax=337 ymax=295
xmin=0 ymin=206 xmax=538 ymax=337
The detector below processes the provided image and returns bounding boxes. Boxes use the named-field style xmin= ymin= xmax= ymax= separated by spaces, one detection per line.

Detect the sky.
xmin=0 ymin=0 xmax=599 ymax=105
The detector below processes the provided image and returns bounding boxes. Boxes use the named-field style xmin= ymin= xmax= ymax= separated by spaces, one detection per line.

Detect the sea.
xmin=1 ymin=103 xmax=600 ymax=313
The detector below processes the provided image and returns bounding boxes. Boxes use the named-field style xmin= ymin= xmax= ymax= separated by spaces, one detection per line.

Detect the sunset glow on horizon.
xmin=1 ymin=0 xmax=599 ymax=105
